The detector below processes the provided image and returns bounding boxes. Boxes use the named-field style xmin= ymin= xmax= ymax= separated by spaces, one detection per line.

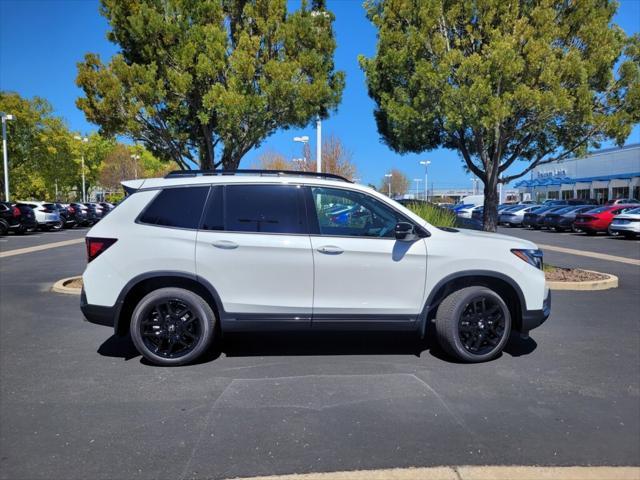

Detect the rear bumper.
xmin=80 ymin=289 xmax=116 ymax=328
xmin=520 ymin=289 xmax=551 ymax=335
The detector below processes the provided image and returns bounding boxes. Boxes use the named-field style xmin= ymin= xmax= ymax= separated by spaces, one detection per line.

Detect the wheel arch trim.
xmin=113 ymin=270 xmax=226 ymax=336
xmin=420 ymin=270 xmax=527 ymax=337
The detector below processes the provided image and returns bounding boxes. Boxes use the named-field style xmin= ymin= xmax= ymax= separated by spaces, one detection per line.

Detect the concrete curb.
xmin=547 ymin=270 xmax=619 ymax=291
xmin=51 ymin=276 xmax=82 ymax=295
xmin=224 ymin=466 xmax=640 ymax=480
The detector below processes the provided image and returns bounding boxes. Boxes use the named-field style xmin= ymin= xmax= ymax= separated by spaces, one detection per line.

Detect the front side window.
xmin=310 ymin=187 xmax=406 ymax=238
xmin=223 ymin=184 xmax=306 ymax=234
xmin=138 ymin=186 xmax=209 ymax=229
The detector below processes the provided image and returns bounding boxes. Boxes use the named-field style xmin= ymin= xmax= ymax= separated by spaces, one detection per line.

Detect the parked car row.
xmin=447 ymin=198 xmax=640 ymax=239
xmin=0 ymin=201 xmax=116 ymax=236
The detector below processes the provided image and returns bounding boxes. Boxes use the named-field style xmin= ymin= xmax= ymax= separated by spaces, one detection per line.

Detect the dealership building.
xmin=513 ymin=143 xmax=640 ymax=203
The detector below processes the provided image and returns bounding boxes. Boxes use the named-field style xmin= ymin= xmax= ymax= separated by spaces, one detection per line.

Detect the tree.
xmin=0 ymin=92 xmax=79 ymax=200
xmin=380 ymin=168 xmax=409 ymax=197
xmin=100 ymin=144 xmax=176 ymax=191
xmin=253 ymin=150 xmax=295 ymax=170
xmin=76 ymin=0 xmax=345 ymax=171
xmin=298 ymin=134 xmax=358 ymax=179
xmin=361 ymin=0 xmax=640 ymax=231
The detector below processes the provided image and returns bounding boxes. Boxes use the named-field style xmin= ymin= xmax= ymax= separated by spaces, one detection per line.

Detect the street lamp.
xmin=293 ymin=135 xmax=310 ymax=171
xmin=131 ymin=154 xmax=140 ymax=179
xmin=419 ymin=160 xmax=431 ymax=201
xmin=74 ymin=135 xmax=89 ymax=202
xmin=384 ymin=173 xmax=393 ymax=197
xmin=413 ymin=178 xmax=422 ymax=199
xmin=2 ymin=113 xmax=15 ymax=201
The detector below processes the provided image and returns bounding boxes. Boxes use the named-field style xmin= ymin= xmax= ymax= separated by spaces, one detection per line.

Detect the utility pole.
xmin=2 ymin=113 xmax=15 ymax=201
xmin=74 ymin=136 xmax=88 ymax=202
xmin=316 ymin=115 xmax=322 ymax=173
xmin=420 ymin=160 xmax=431 ymax=201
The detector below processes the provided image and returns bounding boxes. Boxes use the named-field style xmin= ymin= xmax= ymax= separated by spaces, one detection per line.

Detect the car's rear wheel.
xmin=51 ymin=221 xmax=63 ymax=231
xmin=435 ymin=286 xmax=511 ymax=363
xmin=130 ymin=287 xmax=216 ymax=366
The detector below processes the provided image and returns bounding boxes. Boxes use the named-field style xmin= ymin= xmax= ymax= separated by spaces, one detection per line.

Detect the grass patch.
xmin=404 ymin=202 xmax=457 ymax=228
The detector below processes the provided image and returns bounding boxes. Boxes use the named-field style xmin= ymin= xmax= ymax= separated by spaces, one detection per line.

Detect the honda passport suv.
xmin=81 ymin=170 xmax=550 ymax=366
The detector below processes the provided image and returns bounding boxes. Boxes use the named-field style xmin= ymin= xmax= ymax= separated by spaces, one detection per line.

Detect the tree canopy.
xmin=380 ymin=168 xmax=409 ymax=197
xmin=76 ymin=0 xmax=345 ymax=171
xmin=361 ymin=0 xmax=640 ymax=230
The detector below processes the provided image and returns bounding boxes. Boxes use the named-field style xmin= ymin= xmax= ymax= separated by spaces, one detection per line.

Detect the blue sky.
xmin=1 ymin=0 xmax=639 ymax=190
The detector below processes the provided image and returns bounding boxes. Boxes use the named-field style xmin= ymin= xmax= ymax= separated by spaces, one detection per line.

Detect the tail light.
xmin=86 ymin=237 xmax=117 ymax=262
xmin=12 ymin=206 xmax=20 ymax=217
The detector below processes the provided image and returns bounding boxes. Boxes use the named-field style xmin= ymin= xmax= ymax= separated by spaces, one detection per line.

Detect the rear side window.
xmin=223 ymin=185 xmax=306 ymax=234
xmin=139 ymin=186 xmax=209 ymax=229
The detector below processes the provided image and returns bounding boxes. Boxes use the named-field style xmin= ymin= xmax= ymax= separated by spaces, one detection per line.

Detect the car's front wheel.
xmin=435 ymin=286 xmax=511 ymax=362
xmin=130 ymin=287 xmax=216 ymax=366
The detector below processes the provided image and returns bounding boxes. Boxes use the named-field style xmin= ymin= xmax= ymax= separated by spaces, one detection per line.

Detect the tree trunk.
xmin=482 ymin=178 xmax=500 ymax=232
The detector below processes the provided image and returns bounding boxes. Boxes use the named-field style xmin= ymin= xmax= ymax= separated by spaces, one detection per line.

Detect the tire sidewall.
xmin=447 ymin=288 xmax=512 ymax=362
xmin=130 ymin=288 xmax=215 ymax=366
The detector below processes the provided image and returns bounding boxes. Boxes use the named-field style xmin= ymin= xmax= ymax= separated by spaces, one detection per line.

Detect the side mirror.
xmin=395 ymin=222 xmax=418 ymax=241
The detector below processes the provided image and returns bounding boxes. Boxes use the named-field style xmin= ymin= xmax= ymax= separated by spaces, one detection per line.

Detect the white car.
xmin=499 ymin=205 xmax=538 ymax=226
xmin=609 ymin=207 xmax=640 ymax=238
xmin=456 ymin=204 xmax=483 ymax=219
xmin=81 ymin=170 xmax=550 ymax=366
xmin=16 ymin=201 xmax=62 ymax=231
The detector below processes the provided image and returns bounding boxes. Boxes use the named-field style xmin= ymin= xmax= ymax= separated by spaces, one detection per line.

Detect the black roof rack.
xmin=164 ymin=169 xmax=352 ymax=183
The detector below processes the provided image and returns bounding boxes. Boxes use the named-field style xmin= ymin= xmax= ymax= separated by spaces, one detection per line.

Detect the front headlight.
xmin=511 ymin=248 xmax=543 ymax=270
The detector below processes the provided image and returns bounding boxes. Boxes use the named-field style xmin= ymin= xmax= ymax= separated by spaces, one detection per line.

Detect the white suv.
xmin=81 ymin=170 xmax=550 ymax=365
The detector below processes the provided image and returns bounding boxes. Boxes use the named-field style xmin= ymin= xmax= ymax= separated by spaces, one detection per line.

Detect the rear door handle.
xmin=212 ymin=240 xmax=238 ymax=250
xmin=317 ymin=245 xmax=344 ymax=255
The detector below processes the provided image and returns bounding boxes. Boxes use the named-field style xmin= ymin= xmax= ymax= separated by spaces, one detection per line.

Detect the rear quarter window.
xmin=138 ymin=186 xmax=209 ymax=229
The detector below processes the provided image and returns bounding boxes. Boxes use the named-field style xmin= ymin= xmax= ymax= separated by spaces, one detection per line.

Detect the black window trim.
xmin=135 ymin=185 xmax=212 ymax=231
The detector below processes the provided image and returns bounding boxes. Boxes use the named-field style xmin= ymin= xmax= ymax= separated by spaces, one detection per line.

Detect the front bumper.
xmin=520 ymin=289 xmax=551 ymax=335
xmin=80 ymin=288 xmax=117 ymax=328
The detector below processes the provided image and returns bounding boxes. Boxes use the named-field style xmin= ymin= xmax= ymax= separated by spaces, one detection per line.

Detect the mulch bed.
xmin=544 ymin=266 xmax=608 ymax=282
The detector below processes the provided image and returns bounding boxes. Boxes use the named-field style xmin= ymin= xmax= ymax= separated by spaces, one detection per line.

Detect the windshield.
xmin=586 ymin=206 xmax=609 ymax=214
xmin=623 ymin=207 xmax=640 ymax=215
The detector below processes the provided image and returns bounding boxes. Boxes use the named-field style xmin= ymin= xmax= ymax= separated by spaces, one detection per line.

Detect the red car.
xmin=574 ymin=205 xmax=638 ymax=235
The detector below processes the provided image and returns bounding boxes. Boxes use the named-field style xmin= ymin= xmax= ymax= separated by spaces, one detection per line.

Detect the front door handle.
xmin=212 ymin=240 xmax=238 ymax=249
xmin=317 ymin=245 xmax=344 ymax=255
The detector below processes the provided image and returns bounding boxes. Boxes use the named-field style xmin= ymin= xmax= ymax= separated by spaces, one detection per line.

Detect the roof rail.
xmin=164 ymin=169 xmax=352 ymax=183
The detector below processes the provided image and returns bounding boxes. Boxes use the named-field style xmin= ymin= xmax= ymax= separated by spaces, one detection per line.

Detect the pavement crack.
xmin=178 ymin=379 xmax=234 ymax=480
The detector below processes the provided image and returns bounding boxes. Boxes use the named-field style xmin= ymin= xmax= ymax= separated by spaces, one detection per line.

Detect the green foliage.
xmin=405 ymin=201 xmax=456 ymax=228
xmin=361 ymin=0 xmax=640 ymax=231
xmin=0 ymin=92 xmax=79 ymax=200
xmin=76 ymin=0 xmax=345 ymax=170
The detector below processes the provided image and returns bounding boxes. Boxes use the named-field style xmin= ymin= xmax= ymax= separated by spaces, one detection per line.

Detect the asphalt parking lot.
xmin=0 ymin=227 xmax=639 ymax=480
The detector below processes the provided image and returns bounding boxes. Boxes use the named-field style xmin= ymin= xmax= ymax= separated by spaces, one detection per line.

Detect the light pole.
xmin=293 ymin=135 xmax=309 ymax=170
xmin=385 ymin=173 xmax=393 ymax=197
xmin=131 ymin=154 xmax=140 ymax=179
xmin=316 ymin=115 xmax=322 ymax=173
xmin=74 ymin=135 xmax=88 ymax=202
xmin=413 ymin=178 xmax=422 ymax=199
xmin=2 ymin=113 xmax=15 ymax=201
xmin=419 ymin=160 xmax=431 ymax=201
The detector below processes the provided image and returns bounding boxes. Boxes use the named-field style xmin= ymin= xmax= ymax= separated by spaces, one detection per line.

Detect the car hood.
xmin=449 ymin=227 xmax=538 ymax=249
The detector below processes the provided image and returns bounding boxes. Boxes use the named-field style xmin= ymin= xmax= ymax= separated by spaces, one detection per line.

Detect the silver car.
xmin=16 ymin=201 xmax=62 ymax=231
xmin=609 ymin=207 xmax=640 ymax=239
xmin=499 ymin=205 xmax=538 ymax=226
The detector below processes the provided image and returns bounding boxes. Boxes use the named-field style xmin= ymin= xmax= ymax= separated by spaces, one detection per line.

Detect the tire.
xmin=0 ymin=220 xmax=8 ymax=236
xmin=623 ymin=232 xmax=636 ymax=239
xmin=585 ymin=230 xmax=596 ymax=236
xmin=130 ymin=287 xmax=216 ymax=366
xmin=15 ymin=225 xmax=27 ymax=235
xmin=435 ymin=286 xmax=511 ymax=363
xmin=51 ymin=220 xmax=64 ymax=231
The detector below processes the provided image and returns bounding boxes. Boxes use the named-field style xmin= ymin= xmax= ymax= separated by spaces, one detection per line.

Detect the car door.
xmin=195 ymin=183 xmax=313 ymax=327
xmin=306 ymin=186 xmax=427 ymax=325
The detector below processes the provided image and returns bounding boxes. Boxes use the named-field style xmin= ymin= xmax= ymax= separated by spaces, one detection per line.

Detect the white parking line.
xmin=0 ymin=238 xmax=85 ymax=258
xmin=538 ymin=243 xmax=640 ymax=266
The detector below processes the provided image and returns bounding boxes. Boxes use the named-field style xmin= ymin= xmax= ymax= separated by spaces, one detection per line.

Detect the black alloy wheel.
xmin=130 ymin=287 xmax=216 ymax=366
xmin=435 ymin=286 xmax=512 ymax=362
xmin=140 ymin=299 xmax=201 ymax=359
xmin=458 ymin=296 xmax=506 ymax=356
